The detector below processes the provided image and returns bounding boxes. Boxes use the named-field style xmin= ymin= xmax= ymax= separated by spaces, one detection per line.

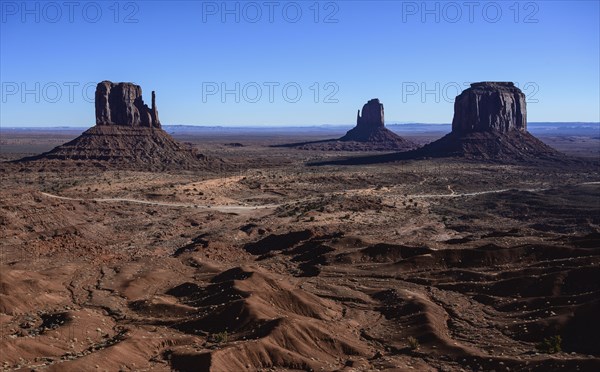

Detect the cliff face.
xmin=414 ymin=82 xmax=561 ymax=161
xmin=95 ymin=81 xmax=160 ymax=128
xmin=451 ymin=82 xmax=526 ymax=134
xmin=17 ymin=80 xmax=224 ymax=170
xmin=338 ymin=99 xmax=415 ymax=150
xmin=356 ymin=99 xmax=385 ymax=129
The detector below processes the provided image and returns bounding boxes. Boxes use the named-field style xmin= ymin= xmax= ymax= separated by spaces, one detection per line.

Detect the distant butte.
xmin=279 ymin=98 xmax=416 ymax=151
xmin=452 ymin=82 xmax=526 ymax=134
xmin=413 ymin=82 xmax=563 ymax=161
xmin=337 ymin=98 xmax=416 ymax=150
xmin=342 ymin=98 xmax=385 ymax=139
xmin=17 ymin=81 xmax=224 ymax=171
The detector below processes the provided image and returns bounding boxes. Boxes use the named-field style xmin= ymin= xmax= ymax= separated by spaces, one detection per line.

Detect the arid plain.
xmin=1 ymin=124 xmax=599 ymax=371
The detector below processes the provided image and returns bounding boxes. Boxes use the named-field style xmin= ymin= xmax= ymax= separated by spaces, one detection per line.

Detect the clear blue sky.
xmin=1 ymin=0 xmax=599 ymax=126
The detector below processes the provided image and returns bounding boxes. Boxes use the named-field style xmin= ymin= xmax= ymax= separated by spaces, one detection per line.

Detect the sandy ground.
xmin=1 ymin=130 xmax=599 ymax=371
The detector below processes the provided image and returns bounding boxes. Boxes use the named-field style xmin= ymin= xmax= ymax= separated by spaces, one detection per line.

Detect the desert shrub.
xmin=537 ymin=335 xmax=562 ymax=353
xmin=210 ymin=331 xmax=228 ymax=344
xmin=407 ymin=336 xmax=420 ymax=350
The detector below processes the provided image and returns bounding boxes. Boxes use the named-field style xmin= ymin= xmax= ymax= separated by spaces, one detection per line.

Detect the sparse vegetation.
xmin=407 ymin=336 xmax=420 ymax=350
xmin=209 ymin=331 xmax=228 ymax=344
xmin=537 ymin=335 xmax=562 ymax=354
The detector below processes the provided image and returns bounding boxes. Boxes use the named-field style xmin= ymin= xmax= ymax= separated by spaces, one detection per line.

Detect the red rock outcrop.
xmin=17 ymin=81 xmax=223 ymax=170
xmin=452 ymin=82 xmax=526 ymax=134
xmin=340 ymin=99 xmax=414 ymax=149
xmin=416 ymin=82 xmax=562 ymax=161
xmin=95 ymin=81 xmax=160 ymax=128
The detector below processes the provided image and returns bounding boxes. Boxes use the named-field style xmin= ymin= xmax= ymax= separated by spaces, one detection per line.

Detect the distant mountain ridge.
xmin=4 ymin=122 xmax=599 ymax=134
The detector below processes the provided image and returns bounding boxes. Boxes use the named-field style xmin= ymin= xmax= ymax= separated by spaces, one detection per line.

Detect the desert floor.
xmin=1 ymin=129 xmax=599 ymax=371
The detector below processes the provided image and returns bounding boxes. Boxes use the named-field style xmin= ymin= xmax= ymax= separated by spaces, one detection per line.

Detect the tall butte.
xmin=95 ymin=81 xmax=161 ymax=128
xmin=19 ymin=81 xmax=215 ymax=170
xmin=416 ymin=82 xmax=561 ymax=161
xmin=339 ymin=98 xmax=416 ymax=150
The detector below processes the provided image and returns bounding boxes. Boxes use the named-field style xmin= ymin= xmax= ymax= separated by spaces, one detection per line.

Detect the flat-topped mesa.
xmin=356 ymin=98 xmax=385 ymax=128
xmin=452 ymin=82 xmax=526 ymax=134
xmin=411 ymin=80 xmax=564 ymax=161
xmin=95 ymin=81 xmax=161 ymax=128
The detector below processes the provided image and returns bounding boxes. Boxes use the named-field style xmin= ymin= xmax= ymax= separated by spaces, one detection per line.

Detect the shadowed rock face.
xmin=16 ymin=80 xmax=227 ymax=170
xmin=452 ymin=82 xmax=526 ymax=134
xmin=95 ymin=81 xmax=160 ymax=128
xmin=409 ymin=81 xmax=562 ymax=161
xmin=277 ymin=98 xmax=415 ymax=151
xmin=356 ymin=98 xmax=384 ymax=129
xmin=337 ymin=99 xmax=415 ymax=150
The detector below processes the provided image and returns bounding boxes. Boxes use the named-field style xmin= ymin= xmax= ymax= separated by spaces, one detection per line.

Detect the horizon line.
xmin=2 ymin=122 xmax=599 ymax=130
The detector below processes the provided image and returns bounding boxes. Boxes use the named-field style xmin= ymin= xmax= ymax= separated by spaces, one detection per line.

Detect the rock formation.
xmin=340 ymin=99 xmax=414 ymax=147
xmin=282 ymin=99 xmax=415 ymax=151
xmin=356 ymin=98 xmax=385 ymax=129
xmin=452 ymin=82 xmax=526 ymax=134
xmin=415 ymin=82 xmax=562 ymax=161
xmin=95 ymin=81 xmax=160 ymax=128
xmin=18 ymin=81 xmax=223 ymax=170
